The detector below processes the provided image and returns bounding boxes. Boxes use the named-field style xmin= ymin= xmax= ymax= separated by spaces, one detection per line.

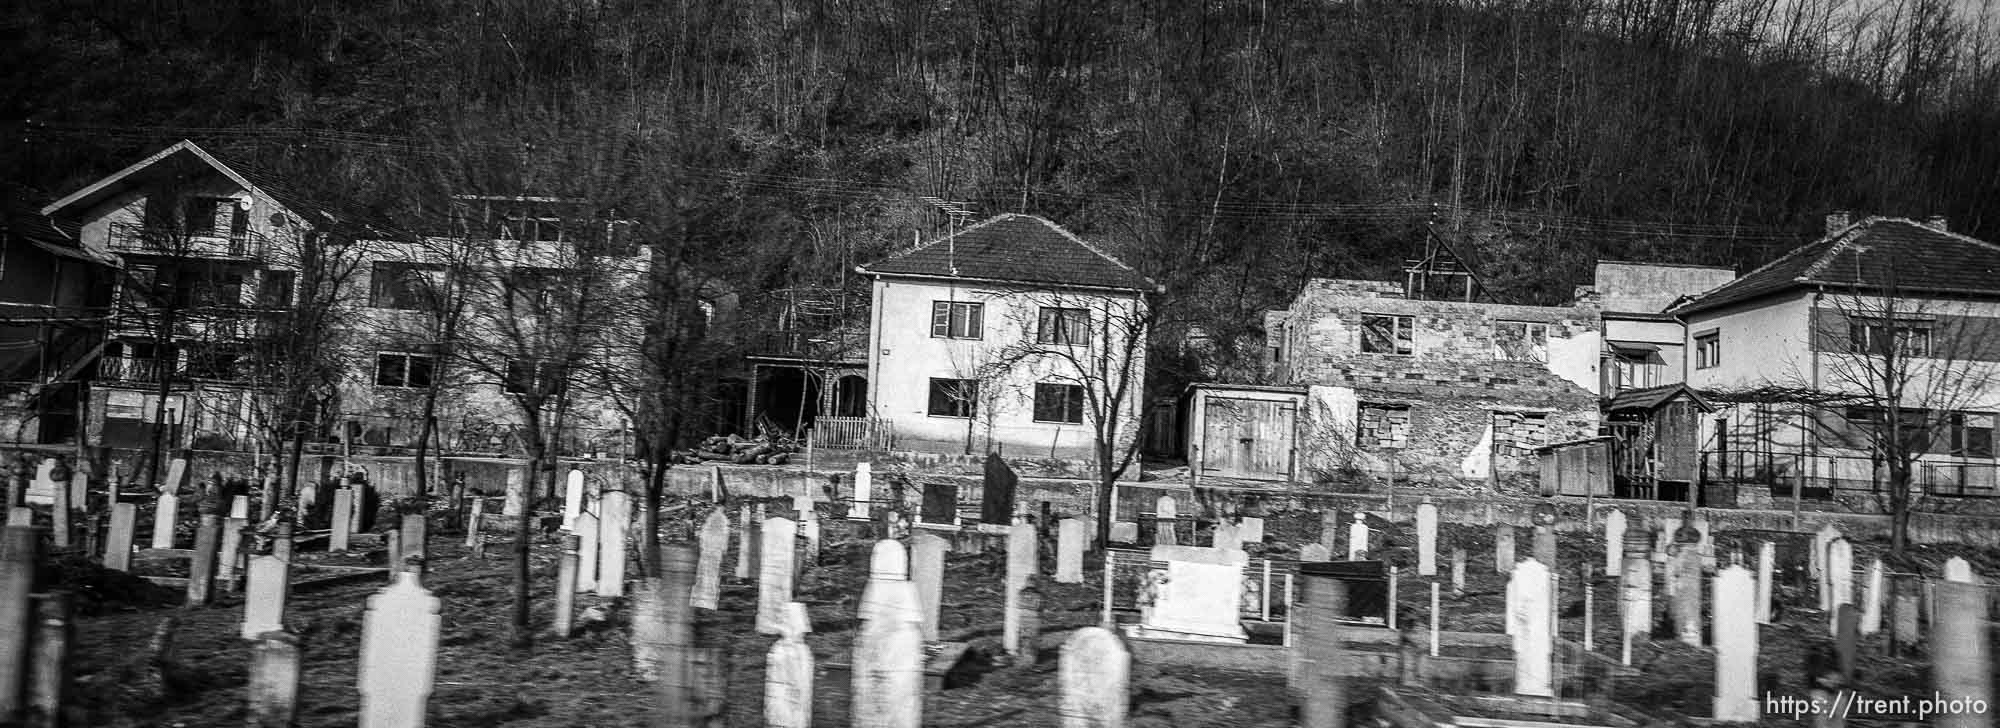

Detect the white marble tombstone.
xmin=1712 ymin=565 xmax=1760 ymax=722
xmin=1754 ymin=541 xmax=1776 ymax=625
xmin=241 ymin=555 xmax=290 ymax=640
xmin=574 ymin=510 xmax=600 ymax=592
xmin=1826 ymin=537 xmax=1854 ymax=636
xmin=1416 ymin=502 xmax=1439 ymax=576
xmin=1300 ymin=543 xmax=1331 ymax=562
xmin=1238 ymin=517 xmax=1264 ymax=546
xmin=1944 ymin=556 xmax=1978 ymax=583
xmin=911 ymin=530 xmax=948 ymax=640
xmin=1860 ymin=559 xmax=1885 ymax=635
xmin=1139 ymin=545 xmax=1249 ymax=642
xmin=151 ymin=493 xmax=180 ymax=549
xmin=853 ymin=462 xmax=873 ymax=517
xmin=1348 ymin=512 xmax=1369 ymax=561
xmin=755 ymin=517 xmax=798 ymax=635
xmin=1056 ymin=518 xmax=1086 ymax=583
xmin=765 ymin=602 xmax=814 ymax=728
xmin=562 ymin=468 xmax=585 ymax=531
xmin=358 ymin=573 xmax=441 ymax=728
xmin=692 ymin=509 xmax=730 ymax=610
xmin=1211 ymin=520 xmax=1240 ymax=550
xmin=596 ymin=489 xmax=632 ymax=598
xmin=1154 ymin=496 xmax=1178 ymax=546
xmin=1604 ymin=509 xmax=1627 ymax=573
xmin=1508 ymin=558 xmax=1555 ymax=697
xmin=1003 ymin=522 xmax=1039 ymax=653
xmin=859 ymin=539 xmax=910 ymax=623
xmin=1060 ymin=627 xmax=1131 ymax=728
xmin=851 ymin=584 xmax=924 ymax=728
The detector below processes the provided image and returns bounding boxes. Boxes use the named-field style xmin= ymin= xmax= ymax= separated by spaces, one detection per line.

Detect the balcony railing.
xmin=98 ymin=357 xmax=167 ymax=384
xmin=106 ymin=222 xmax=267 ymax=260
xmin=810 ymin=416 xmax=895 ymax=450
xmin=1701 ymin=450 xmax=2000 ymax=500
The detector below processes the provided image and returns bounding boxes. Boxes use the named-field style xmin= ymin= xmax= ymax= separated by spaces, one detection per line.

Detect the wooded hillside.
xmin=8 ymin=0 xmax=1999 ymax=392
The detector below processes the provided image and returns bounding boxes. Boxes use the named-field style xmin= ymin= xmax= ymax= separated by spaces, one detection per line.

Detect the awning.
xmin=31 ymin=239 xmax=116 ymax=266
xmin=1609 ymin=342 xmax=1666 ymax=364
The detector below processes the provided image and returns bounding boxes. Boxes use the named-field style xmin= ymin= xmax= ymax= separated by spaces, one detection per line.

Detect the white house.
xmin=858 ymin=214 xmax=1154 ymax=462
xmin=1668 ymin=215 xmax=2000 ymax=497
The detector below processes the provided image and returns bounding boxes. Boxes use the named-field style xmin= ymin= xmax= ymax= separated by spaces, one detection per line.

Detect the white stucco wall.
xmin=1547 ymin=329 xmax=1603 ymax=395
xmin=1683 ymin=292 xmax=1815 ymax=393
xmin=866 ymin=277 xmax=1147 ymax=460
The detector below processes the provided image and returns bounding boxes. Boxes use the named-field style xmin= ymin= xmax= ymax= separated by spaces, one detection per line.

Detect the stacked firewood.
xmin=669 ymin=434 xmax=802 ymax=465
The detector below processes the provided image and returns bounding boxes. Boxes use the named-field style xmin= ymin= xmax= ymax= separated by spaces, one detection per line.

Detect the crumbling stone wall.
xmin=1272 ymin=279 xmax=1603 ymax=492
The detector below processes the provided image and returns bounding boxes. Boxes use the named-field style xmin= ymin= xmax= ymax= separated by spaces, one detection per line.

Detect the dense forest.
xmin=6 ymin=0 xmax=2000 ymax=392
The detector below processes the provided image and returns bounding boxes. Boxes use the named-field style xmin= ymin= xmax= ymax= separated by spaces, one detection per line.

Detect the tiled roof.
xmin=1671 ymin=218 xmax=2000 ymax=315
xmin=1606 ymin=383 xmax=1714 ymax=412
xmin=861 ymin=213 xmax=1155 ymax=291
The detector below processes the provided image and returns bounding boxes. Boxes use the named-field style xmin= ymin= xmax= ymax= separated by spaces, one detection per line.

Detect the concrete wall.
xmin=1592 ymin=261 xmax=1735 ymax=314
xmin=1683 ymin=292 xmax=1814 ymax=392
xmin=865 ymin=276 xmax=1146 ymax=461
xmin=1267 ymin=279 xmax=1601 ymax=487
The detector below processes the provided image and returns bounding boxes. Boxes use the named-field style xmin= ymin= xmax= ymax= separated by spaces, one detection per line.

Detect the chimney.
xmin=1924 ymin=216 xmax=1949 ymax=232
xmin=1824 ymin=211 xmax=1853 ymax=235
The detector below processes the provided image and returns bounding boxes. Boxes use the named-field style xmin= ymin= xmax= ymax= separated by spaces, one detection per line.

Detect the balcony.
xmin=106 ymin=222 xmax=267 ymax=261
xmin=98 ymin=357 xmax=167 ymax=384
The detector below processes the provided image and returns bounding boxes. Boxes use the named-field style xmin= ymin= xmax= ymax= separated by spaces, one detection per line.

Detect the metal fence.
xmin=1703 ymin=450 xmax=2000 ymax=500
xmin=1105 ymin=547 xmax=1296 ymax=623
xmin=810 ymin=416 xmax=894 ymax=450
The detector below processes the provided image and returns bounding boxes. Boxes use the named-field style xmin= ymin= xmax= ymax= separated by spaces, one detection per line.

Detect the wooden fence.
xmin=810 ymin=416 xmax=894 ymax=450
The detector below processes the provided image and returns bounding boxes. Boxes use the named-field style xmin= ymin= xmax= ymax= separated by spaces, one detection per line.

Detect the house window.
xmin=1493 ymin=321 xmax=1550 ymax=362
xmin=1694 ymin=332 xmax=1720 ymax=369
xmin=930 ymin=301 xmax=984 ymax=340
xmin=1357 ymin=403 xmax=1412 ymax=449
xmin=1360 ymin=314 xmax=1414 ymax=355
xmin=1849 ymin=318 xmax=1932 ymax=357
xmin=1842 ymin=406 xmax=1940 ymax=454
xmin=926 ymin=378 xmax=978 ymax=418
xmin=258 ymin=271 xmax=296 ymax=308
xmin=1037 ymin=307 xmax=1091 ymax=345
xmin=1491 ymin=411 xmax=1551 ymax=456
xmin=370 ymin=262 xmax=445 ymax=310
xmin=1032 ymin=383 xmax=1087 ymax=424
xmin=1948 ymin=412 xmax=1995 ymax=458
xmin=508 ymin=267 xmax=566 ymax=311
xmin=186 ymin=346 xmax=242 ymax=381
xmin=504 ymin=360 xmax=567 ymax=396
xmin=184 ymin=197 xmax=224 ymax=235
xmin=375 ymin=353 xmax=436 ymax=388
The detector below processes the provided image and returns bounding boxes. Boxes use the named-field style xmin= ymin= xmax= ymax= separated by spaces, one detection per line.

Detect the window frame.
xmin=1492 ymin=320 xmax=1551 ymax=363
xmin=1360 ymin=313 xmax=1415 ymax=355
xmin=1356 ymin=402 xmax=1413 ymax=449
xmin=929 ymin=301 xmax=985 ymax=340
xmin=1031 ymin=382 xmax=1088 ymax=424
xmin=374 ymin=352 xmax=437 ymax=389
xmin=1036 ymin=307 xmax=1092 ymax=346
xmin=926 ymin=377 xmax=979 ymax=418
xmin=1694 ymin=331 xmax=1721 ymax=369
xmin=370 ymin=261 xmax=447 ymax=311
xmin=504 ymin=359 xmax=567 ymax=397
xmin=1848 ymin=318 xmax=1933 ymax=358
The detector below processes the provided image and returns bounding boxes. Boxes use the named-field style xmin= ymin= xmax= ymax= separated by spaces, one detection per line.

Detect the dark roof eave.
xmin=857 ymin=267 xmax=1154 ymax=295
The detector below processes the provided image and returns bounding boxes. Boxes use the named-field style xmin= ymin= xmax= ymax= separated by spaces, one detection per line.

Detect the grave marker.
xmin=1004 ymin=522 xmax=1039 ymax=654
xmin=597 ymin=489 xmax=632 ymax=598
xmin=187 ymin=513 xmax=222 ymax=606
xmin=1508 ymin=558 xmax=1554 ymax=697
xmin=554 ymin=535 xmax=579 ymax=637
xmin=247 ymin=631 xmax=300 ymax=728
xmin=765 ymin=602 xmax=814 ymax=728
xmin=575 ymin=511 xmax=600 ymax=593
xmin=329 ymin=489 xmax=352 ymax=553
xmin=980 ymin=454 xmax=1017 ymax=526
xmin=692 ymin=509 xmax=729 ymax=610
xmin=1154 ymin=496 xmax=1177 ymax=546
xmin=1755 ymin=541 xmax=1775 ymax=624
xmin=1109 ymin=521 xmax=1138 ymax=544
xmin=1056 ymin=518 xmax=1086 ymax=583
xmin=1861 ymin=559 xmax=1884 ymax=635
xmin=241 ymin=555 xmax=290 ymax=640
xmin=853 ymin=462 xmax=873 ymax=518
xmin=0 ymin=526 xmax=38 ymax=718
xmin=920 ymin=482 xmax=957 ymax=524
xmin=1620 ymin=530 xmax=1654 ymax=665
xmin=1416 ymin=501 xmax=1438 ymax=576
xmin=1300 ymin=543 xmax=1331 ymax=562
xmin=851 ymin=584 xmax=924 ymax=728
xmin=1934 ymin=582 xmax=1992 ymax=728
xmin=1348 ymin=513 xmax=1369 ymax=561
xmin=1712 ymin=565 xmax=1759 ymax=722
xmin=358 ymin=573 xmax=440 ymax=728
xmin=218 ymin=517 xmax=247 ymax=592
xmin=912 ymin=530 xmax=947 ymax=640
xmin=1239 ymin=517 xmax=1264 ymax=545
xmin=151 ymin=493 xmax=179 ymax=549
xmin=562 ymin=468 xmax=584 ymax=530
xmin=1495 ymin=525 xmax=1516 ymax=573
xmin=859 ymin=539 xmax=910 ymax=623
xmin=755 ymin=517 xmax=797 ymax=635
xmin=1060 ymin=627 xmax=1130 ymax=728
xmin=1603 ymin=509 xmax=1626 ymax=573
xmin=1826 ymin=537 xmax=1853 ymax=636
xmin=105 ymin=503 xmax=136 ymax=572
xmin=1670 ymin=541 xmax=1703 ymax=646
xmin=1211 ymin=519 xmax=1240 ymax=550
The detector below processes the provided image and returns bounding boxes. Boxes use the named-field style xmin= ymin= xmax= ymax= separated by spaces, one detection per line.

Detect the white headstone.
xmin=218 ymin=516 xmax=246 ymax=589
xmin=1300 ymin=543 xmax=1331 ymax=562
xmin=765 ymin=602 xmax=814 ymax=728
xmin=911 ymin=530 xmax=947 ymax=640
xmin=23 ymin=458 xmax=58 ymax=505
xmin=358 ymin=573 xmax=440 ymax=728
xmin=329 ymin=489 xmax=352 ymax=553
xmin=692 ymin=509 xmax=730 ymax=610
xmin=1238 ymin=517 xmax=1264 ymax=545
xmin=1508 ymin=558 xmax=1554 ymax=697
xmin=1109 ymin=521 xmax=1138 ymax=544
xmin=1416 ymin=502 xmax=1439 ymax=576
xmin=1056 ymin=518 xmax=1086 ymax=583
xmin=1812 ymin=523 xmax=1841 ymax=595
xmin=1825 ymin=538 xmax=1853 ymax=637
xmin=1347 ymin=513 xmax=1369 ymax=561
xmin=574 ymin=511 xmax=600 ymax=592
xmin=1211 ymin=520 xmax=1240 ymax=550
xmin=105 ymin=503 xmax=136 ymax=571
xmin=851 ymin=584 xmax=924 ymax=728
xmin=241 ymin=555 xmax=290 ymax=640
xmin=853 ymin=462 xmax=873 ymax=516
xmin=562 ymin=469 xmax=585 ymax=531
xmin=151 ymin=493 xmax=179 ymax=549
xmin=1003 ymin=522 xmax=1039 ymax=653
xmin=859 ymin=539 xmax=910 ymax=623
xmin=1944 ymin=556 xmax=1978 ymax=583
xmin=229 ymin=495 xmax=250 ymax=520
xmin=1754 ymin=541 xmax=1775 ymax=625
xmin=734 ymin=504 xmax=756 ymax=580
xmin=596 ymin=489 xmax=632 ymax=598
xmin=1154 ymin=495 xmax=1177 ymax=521
xmin=755 ymin=517 xmax=798 ymax=635
xmin=1603 ymin=510 xmax=1626 ymax=573
xmin=1711 ymin=565 xmax=1760 ymax=722
xmin=1141 ymin=545 xmax=1249 ymax=641
xmin=1059 ymin=627 xmax=1131 ymax=728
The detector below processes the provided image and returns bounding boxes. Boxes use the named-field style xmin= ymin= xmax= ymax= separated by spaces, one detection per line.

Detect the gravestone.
xmin=1060 ymin=627 xmax=1130 ymax=728
xmin=1755 ymin=541 xmax=1775 ymax=624
xmin=1004 ymin=522 xmax=1039 ymax=653
xmin=229 ymin=495 xmax=250 ymax=520
xmin=1835 ymin=604 xmax=1859 ymax=679
xmin=852 ymin=584 xmax=924 ymax=728
xmin=400 ymin=513 xmax=427 ymax=577
xmin=1320 ymin=510 xmax=1342 ymax=551
xmin=1109 ymin=521 xmax=1138 ymax=544
xmin=1451 ymin=548 xmax=1467 ymax=594
xmin=463 ymin=499 xmax=485 ymax=548
xmin=152 ymin=493 xmax=179 ymax=549
xmin=1300 ymin=543 xmax=1331 ymax=562
xmin=554 ymin=535 xmax=579 ymax=637
xmin=575 ymin=511 xmax=601 ymax=593
xmin=1944 ymin=556 xmax=1977 ymax=583
xmin=358 ymin=573 xmax=440 ymax=728
xmin=1348 ymin=512 xmax=1369 ymax=561
xmin=920 ymin=482 xmax=957 ymax=524
xmin=217 ymin=517 xmax=247 ymax=592
xmin=105 ymin=503 xmax=136 ymax=571
xmin=859 ymin=539 xmax=910 ymax=623
xmin=692 ymin=509 xmax=729 ymax=610
xmin=1813 ymin=523 xmax=1841 ymax=605
xmin=1239 ymin=517 xmax=1264 ymax=546
xmin=241 ymin=555 xmax=290 ymax=639
xmin=1508 ymin=558 xmax=1554 ymax=697
xmin=853 ymin=462 xmax=873 ymax=518
xmin=24 ymin=458 xmax=58 ymax=505
xmin=911 ymin=530 xmax=947 ymax=640
xmin=187 ymin=513 xmax=222 ymax=606
xmin=1670 ymin=542 xmax=1703 ymax=646
xmin=1826 ymin=537 xmax=1853 ymax=636
xmin=1416 ymin=501 xmax=1438 ymax=576
xmin=562 ymin=468 xmax=584 ymax=531
xmin=1621 ymin=530 xmax=1654 ymax=659
xmin=1712 ymin=565 xmax=1759 ymax=722
xmin=1211 ymin=520 xmax=1240 ymax=550
xmin=0 ymin=526 xmax=37 ymax=718
xmin=1934 ymin=582 xmax=1992 ymax=728
xmin=1893 ymin=576 xmax=1921 ymax=650
xmin=597 ymin=489 xmax=632 ymax=598
xmin=1603 ymin=509 xmax=1626 ymax=573
xmin=1056 ymin=518 xmax=1086 ymax=583
xmin=329 ymin=490 xmax=352 ymax=553
xmin=1495 ymin=525 xmax=1516 ymax=573
xmin=755 ymin=517 xmax=797 ymax=635
xmin=734 ymin=504 xmax=755 ymax=580
xmin=765 ymin=602 xmax=814 ymax=728
xmin=1153 ymin=496 xmax=1178 ymax=546
xmin=980 ymin=454 xmax=1017 ymax=526
xmin=1138 ymin=545 xmax=1249 ymax=642
xmin=1861 ymin=559 xmax=1884 ymax=635
xmin=795 ymin=494 xmax=820 ymax=562
xmin=247 ymin=631 xmax=301 ymax=728
xmin=1533 ymin=524 xmax=1557 ymax=570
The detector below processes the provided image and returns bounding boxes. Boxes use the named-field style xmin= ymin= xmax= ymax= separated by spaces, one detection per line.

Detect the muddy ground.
xmin=57 ymin=514 xmax=1995 ymax=727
